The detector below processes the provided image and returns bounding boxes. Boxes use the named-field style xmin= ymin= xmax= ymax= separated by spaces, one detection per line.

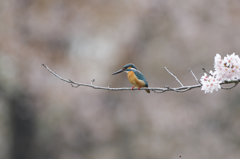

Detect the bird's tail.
xmin=145 ymin=88 xmax=150 ymax=93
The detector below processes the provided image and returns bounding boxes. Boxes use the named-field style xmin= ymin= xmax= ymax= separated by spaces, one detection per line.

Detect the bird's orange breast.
xmin=127 ymin=71 xmax=146 ymax=87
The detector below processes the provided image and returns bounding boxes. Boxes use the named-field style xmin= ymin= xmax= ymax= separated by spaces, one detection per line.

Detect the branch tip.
xmin=202 ymin=68 xmax=212 ymax=76
xmin=91 ymin=79 xmax=95 ymax=85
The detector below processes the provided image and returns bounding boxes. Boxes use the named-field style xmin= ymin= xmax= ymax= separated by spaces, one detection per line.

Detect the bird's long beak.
xmin=112 ymin=69 xmax=124 ymax=75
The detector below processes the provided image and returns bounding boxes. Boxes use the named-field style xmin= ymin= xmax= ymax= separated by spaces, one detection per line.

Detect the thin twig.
xmin=202 ymin=68 xmax=212 ymax=76
xmin=189 ymin=68 xmax=201 ymax=85
xmin=164 ymin=67 xmax=184 ymax=87
xmin=91 ymin=79 xmax=95 ymax=85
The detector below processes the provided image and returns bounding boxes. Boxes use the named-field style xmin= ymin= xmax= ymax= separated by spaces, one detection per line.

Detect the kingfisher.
xmin=112 ymin=63 xmax=150 ymax=93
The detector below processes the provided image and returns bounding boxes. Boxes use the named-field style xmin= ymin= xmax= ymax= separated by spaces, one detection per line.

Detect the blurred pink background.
xmin=0 ymin=0 xmax=240 ymax=159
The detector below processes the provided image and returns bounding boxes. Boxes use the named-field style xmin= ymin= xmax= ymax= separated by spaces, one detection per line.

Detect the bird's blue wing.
xmin=133 ymin=70 xmax=148 ymax=87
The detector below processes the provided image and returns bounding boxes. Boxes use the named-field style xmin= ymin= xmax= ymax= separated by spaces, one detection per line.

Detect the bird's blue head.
xmin=112 ymin=63 xmax=137 ymax=75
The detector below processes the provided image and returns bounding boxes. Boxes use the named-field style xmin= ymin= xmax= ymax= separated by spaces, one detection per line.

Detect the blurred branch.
xmin=220 ymin=80 xmax=240 ymax=90
xmin=202 ymin=68 xmax=212 ymax=76
xmin=42 ymin=64 xmax=239 ymax=93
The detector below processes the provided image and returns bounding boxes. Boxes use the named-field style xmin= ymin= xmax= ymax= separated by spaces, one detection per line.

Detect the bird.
xmin=112 ymin=63 xmax=150 ymax=93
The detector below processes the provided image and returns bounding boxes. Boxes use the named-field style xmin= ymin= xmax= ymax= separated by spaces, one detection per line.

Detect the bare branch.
xmin=164 ymin=67 xmax=184 ymax=87
xmin=220 ymin=80 xmax=240 ymax=90
xmin=42 ymin=64 xmax=238 ymax=93
xmin=42 ymin=64 xmax=71 ymax=83
xmin=202 ymin=68 xmax=212 ymax=76
xmin=189 ymin=68 xmax=201 ymax=85
xmin=43 ymin=64 xmax=202 ymax=93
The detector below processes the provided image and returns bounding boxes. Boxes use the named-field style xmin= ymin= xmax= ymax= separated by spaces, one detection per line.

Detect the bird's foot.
xmin=131 ymin=86 xmax=135 ymax=90
xmin=138 ymin=87 xmax=141 ymax=90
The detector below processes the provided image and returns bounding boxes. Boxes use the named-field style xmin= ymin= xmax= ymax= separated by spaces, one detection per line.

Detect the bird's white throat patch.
xmin=124 ymin=67 xmax=136 ymax=73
